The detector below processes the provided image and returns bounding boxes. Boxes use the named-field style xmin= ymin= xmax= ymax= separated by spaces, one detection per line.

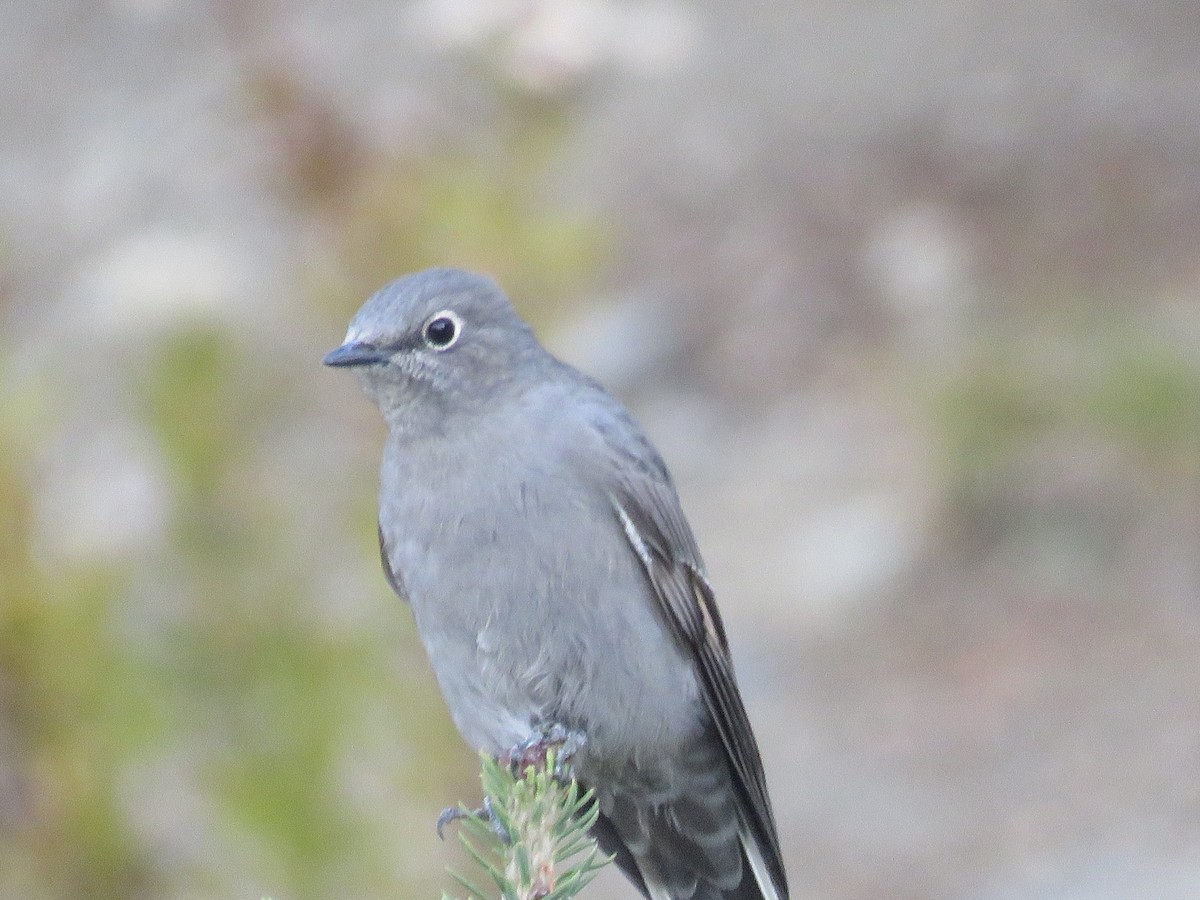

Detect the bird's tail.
xmin=587 ymin=736 xmax=787 ymax=900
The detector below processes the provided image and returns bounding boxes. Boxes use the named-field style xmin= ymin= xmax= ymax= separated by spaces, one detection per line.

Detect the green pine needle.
xmin=444 ymin=748 xmax=611 ymax=900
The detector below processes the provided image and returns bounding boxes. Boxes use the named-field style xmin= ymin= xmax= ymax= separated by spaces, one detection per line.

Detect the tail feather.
xmin=594 ymin=806 xmax=784 ymax=900
xmin=585 ymin=730 xmax=786 ymax=900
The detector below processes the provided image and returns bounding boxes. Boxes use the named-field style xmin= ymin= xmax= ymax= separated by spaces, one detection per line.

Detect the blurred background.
xmin=2 ymin=1 xmax=1199 ymax=898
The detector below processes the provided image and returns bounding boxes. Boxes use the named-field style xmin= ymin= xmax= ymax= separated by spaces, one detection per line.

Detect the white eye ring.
xmin=422 ymin=310 xmax=463 ymax=350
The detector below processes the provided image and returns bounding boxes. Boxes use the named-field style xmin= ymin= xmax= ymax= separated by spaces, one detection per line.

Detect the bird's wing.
xmin=607 ymin=465 xmax=788 ymax=899
xmin=377 ymin=523 xmax=409 ymax=602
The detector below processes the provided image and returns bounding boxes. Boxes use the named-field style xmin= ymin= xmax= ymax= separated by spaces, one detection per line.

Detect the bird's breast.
xmin=379 ymin=440 xmax=701 ymax=762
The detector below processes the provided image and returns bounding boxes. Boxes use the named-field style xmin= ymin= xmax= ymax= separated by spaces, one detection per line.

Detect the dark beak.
xmin=323 ymin=341 xmax=389 ymax=368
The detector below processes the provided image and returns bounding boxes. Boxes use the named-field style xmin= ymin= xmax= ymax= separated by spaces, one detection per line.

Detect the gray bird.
xmin=324 ymin=268 xmax=788 ymax=900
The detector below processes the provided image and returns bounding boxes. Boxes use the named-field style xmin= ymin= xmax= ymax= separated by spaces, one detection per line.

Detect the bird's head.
xmin=324 ymin=268 xmax=543 ymax=426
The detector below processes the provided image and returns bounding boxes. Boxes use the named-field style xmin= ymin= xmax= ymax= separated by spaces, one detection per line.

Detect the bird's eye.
xmin=422 ymin=311 xmax=462 ymax=350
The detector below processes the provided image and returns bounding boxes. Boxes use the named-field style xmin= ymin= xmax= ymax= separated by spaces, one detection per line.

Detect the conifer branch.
xmin=442 ymin=748 xmax=611 ymax=900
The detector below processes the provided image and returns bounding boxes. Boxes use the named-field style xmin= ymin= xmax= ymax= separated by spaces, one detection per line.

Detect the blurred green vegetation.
xmin=245 ymin=64 xmax=608 ymax=329
xmin=1085 ymin=339 xmax=1200 ymax=464
xmin=335 ymin=143 xmax=606 ymax=324
xmin=1 ymin=56 xmax=607 ymax=900
xmin=0 ymin=394 xmax=162 ymax=897
xmin=931 ymin=315 xmax=1200 ymax=548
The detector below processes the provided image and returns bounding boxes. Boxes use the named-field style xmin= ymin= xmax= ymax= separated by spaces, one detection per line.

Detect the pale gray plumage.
xmin=325 ymin=267 xmax=788 ymax=900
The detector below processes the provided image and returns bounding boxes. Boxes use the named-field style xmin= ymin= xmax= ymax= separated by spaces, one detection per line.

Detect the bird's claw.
xmin=436 ymin=795 xmax=512 ymax=844
xmin=502 ymin=723 xmax=586 ymax=781
xmin=436 ymin=805 xmax=470 ymax=841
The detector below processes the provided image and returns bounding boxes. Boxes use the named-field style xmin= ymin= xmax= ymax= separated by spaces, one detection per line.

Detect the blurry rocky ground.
xmin=2 ymin=1 xmax=1199 ymax=898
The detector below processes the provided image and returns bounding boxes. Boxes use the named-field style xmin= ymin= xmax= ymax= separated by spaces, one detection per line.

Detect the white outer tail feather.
xmin=742 ymin=824 xmax=782 ymax=900
xmin=638 ymin=825 xmax=782 ymax=900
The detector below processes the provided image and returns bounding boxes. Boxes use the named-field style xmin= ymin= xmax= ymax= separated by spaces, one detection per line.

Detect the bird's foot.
xmin=436 ymin=795 xmax=512 ymax=844
xmin=502 ymin=723 xmax=586 ymax=781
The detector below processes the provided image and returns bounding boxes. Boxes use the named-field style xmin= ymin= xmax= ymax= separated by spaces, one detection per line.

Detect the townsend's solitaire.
xmin=324 ymin=268 xmax=788 ymax=900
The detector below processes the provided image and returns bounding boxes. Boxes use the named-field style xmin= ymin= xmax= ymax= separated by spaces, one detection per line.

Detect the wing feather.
xmin=377 ymin=523 xmax=409 ymax=602
xmin=609 ymin=478 xmax=787 ymax=898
